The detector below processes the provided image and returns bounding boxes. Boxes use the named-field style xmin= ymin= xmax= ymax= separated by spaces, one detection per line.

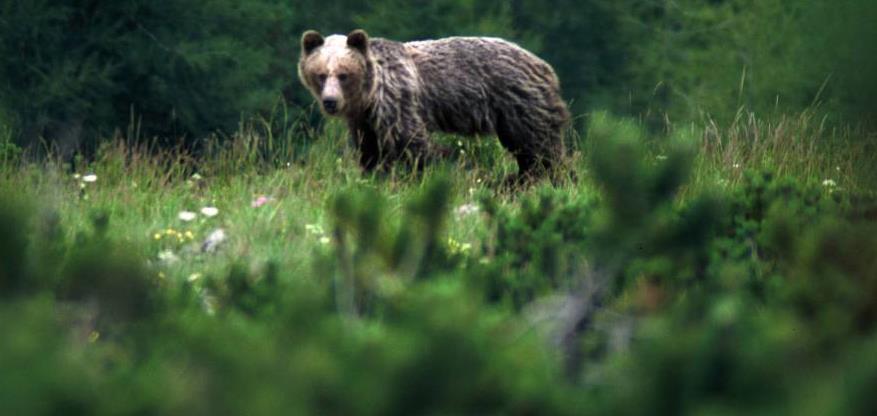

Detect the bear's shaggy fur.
xmin=298 ymin=29 xmax=569 ymax=177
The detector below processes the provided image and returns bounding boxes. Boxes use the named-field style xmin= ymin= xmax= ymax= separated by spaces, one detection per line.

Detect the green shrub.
xmin=476 ymin=187 xmax=595 ymax=308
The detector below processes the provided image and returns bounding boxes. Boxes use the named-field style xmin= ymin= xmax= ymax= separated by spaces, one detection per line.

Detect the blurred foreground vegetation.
xmin=2 ymin=112 xmax=877 ymax=414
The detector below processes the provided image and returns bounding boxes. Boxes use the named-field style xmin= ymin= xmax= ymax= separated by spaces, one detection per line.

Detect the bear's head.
xmin=298 ymin=30 xmax=370 ymax=117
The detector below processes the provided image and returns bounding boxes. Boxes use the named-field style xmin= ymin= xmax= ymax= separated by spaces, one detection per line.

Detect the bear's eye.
xmin=337 ymin=73 xmax=349 ymax=82
xmin=317 ymin=73 xmax=327 ymax=83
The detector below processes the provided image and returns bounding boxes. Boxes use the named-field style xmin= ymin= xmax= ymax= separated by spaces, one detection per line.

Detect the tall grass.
xmin=3 ymin=108 xmax=873 ymax=209
xmin=691 ymin=109 xmax=877 ymax=192
xmin=0 ymin=110 xmax=870 ymax=295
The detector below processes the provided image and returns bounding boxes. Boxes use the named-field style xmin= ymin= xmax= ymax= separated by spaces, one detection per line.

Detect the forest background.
xmin=2 ymin=0 xmax=875 ymax=151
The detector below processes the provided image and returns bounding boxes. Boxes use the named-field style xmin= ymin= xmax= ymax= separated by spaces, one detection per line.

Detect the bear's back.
xmin=365 ymin=36 xmax=563 ymax=136
xmin=369 ymin=36 xmax=552 ymax=80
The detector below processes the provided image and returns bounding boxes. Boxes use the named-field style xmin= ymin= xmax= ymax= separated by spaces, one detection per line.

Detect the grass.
xmin=691 ymin=109 xmax=877 ymax=192
xmin=2 ymin=110 xmax=873 ymax=289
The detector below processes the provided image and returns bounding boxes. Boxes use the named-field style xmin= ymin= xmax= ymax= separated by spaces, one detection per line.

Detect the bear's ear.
xmin=347 ymin=29 xmax=369 ymax=55
xmin=301 ymin=30 xmax=324 ymax=55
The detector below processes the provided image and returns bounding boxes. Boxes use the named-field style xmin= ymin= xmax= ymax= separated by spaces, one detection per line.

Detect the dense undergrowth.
xmin=1 ymin=112 xmax=876 ymax=415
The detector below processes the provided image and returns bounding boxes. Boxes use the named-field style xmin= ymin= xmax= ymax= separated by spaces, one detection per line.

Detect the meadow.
xmin=2 ymin=110 xmax=876 ymax=414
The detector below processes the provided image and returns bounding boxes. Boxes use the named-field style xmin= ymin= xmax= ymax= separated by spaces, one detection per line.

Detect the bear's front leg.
xmin=349 ymin=123 xmax=382 ymax=172
xmin=373 ymin=108 xmax=441 ymax=170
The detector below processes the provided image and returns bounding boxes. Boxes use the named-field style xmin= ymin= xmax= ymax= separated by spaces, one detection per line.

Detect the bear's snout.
xmin=322 ymin=98 xmax=339 ymax=114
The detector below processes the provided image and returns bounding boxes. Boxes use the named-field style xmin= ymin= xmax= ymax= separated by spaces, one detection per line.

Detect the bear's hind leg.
xmin=495 ymin=112 xmax=563 ymax=181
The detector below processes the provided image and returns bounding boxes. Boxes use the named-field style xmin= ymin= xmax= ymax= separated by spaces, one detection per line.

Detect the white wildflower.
xmin=82 ymin=174 xmax=97 ymax=183
xmin=201 ymin=228 xmax=227 ymax=253
xmin=455 ymin=203 xmax=480 ymax=217
xmin=178 ymin=211 xmax=197 ymax=222
xmin=200 ymin=206 xmax=219 ymax=217
xmin=319 ymin=236 xmax=331 ymax=245
xmin=822 ymin=179 xmax=837 ymax=188
xmin=157 ymin=249 xmax=180 ymax=265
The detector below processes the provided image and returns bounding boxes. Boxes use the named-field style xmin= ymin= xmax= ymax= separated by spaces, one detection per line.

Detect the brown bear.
xmin=298 ymin=29 xmax=569 ymax=178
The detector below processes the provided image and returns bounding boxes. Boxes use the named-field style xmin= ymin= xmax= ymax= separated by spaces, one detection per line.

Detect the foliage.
xmin=609 ymin=0 xmax=877 ymax=127
xmin=477 ymin=187 xmax=595 ymax=308
xmin=0 ymin=0 xmax=293 ymax=150
xmin=355 ymin=0 xmax=516 ymax=41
